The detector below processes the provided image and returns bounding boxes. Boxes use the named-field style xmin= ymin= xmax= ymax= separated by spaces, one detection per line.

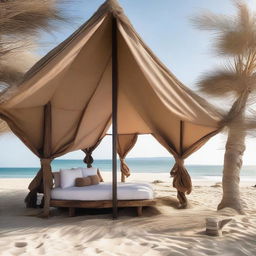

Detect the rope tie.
xmin=83 ymin=151 xmax=94 ymax=168
xmin=170 ymin=157 xmax=192 ymax=208
xmin=170 ymin=157 xmax=184 ymax=177
xmin=40 ymin=158 xmax=52 ymax=166
xmin=120 ymin=158 xmax=130 ymax=177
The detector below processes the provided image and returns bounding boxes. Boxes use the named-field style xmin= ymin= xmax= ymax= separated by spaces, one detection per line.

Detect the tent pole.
xmin=112 ymin=14 xmax=118 ymax=219
xmin=179 ymin=120 xmax=184 ymax=155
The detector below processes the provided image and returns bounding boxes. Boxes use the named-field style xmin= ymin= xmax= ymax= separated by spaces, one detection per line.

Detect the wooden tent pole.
xmin=179 ymin=121 xmax=184 ymax=155
xmin=112 ymin=14 xmax=118 ymax=219
xmin=42 ymin=102 xmax=53 ymax=217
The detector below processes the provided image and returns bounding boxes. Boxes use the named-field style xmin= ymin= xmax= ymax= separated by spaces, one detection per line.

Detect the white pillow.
xmin=60 ymin=168 xmax=83 ymax=188
xmin=82 ymin=167 xmax=97 ymax=177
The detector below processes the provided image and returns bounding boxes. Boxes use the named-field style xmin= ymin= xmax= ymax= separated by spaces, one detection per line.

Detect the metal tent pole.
xmin=112 ymin=14 xmax=118 ymax=219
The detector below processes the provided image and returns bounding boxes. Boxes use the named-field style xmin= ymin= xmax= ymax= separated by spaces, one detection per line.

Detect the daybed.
xmin=50 ymin=168 xmax=156 ymax=217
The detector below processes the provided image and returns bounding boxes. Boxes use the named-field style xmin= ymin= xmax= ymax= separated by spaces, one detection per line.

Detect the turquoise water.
xmin=0 ymin=158 xmax=256 ymax=180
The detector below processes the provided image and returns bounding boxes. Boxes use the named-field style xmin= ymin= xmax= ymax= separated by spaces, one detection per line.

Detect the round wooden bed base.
xmin=50 ymin=199 xmax=156 ymax=217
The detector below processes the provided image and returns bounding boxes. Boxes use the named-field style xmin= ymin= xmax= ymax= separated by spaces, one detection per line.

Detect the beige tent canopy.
xmin=0 ymin=0 xmax=223 ymax=217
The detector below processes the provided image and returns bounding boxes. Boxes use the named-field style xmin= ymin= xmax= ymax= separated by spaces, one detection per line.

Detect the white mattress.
xmin=51 ymin=182 xmax=154 ymax=201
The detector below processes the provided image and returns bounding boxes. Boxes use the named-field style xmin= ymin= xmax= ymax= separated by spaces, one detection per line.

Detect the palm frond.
xmin=221 ymin=89 xmax=250 ymax=125
xmin=192 ymin=11 xmax=235 ymax=32
xmin=236 ymin=1 xmax=255 ymax=31
xmin=193 ymin=2 xmax=256 ymax=56
xmin=0 ymin=0 xmax=75 ymax=135
xmin=197 ymin=67 xmax=250 ymax=97
xmin=226 ymin=112 xmax=256 ymax=137
xmin=0 ymin=51 xmax=38 ymax=86
xmin=0 ymin=0 xmax=74 ymax=92
xmin=0 ymin=0 xmax=67 ymax=37
xmin=0 ymin=0 xmax=71 ymax=61
xmin=196 ymin=0 xmax=256 ymax=111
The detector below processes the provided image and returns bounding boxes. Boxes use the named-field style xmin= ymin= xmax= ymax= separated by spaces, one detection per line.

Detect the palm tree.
xmin=194 ymin=2 xmax=256 ymax=214
xmin=0 ymin=0 xmax=70 ymax=133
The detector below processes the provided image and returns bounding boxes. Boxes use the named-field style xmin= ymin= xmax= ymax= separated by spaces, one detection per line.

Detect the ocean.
xmin=0 ymin=157 xmax=256 ymax=181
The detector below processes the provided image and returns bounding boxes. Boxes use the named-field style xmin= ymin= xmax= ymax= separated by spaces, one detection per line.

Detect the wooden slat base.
xmin=137 ymin=206 xmax=143 ymax=217
xmin=50 ymin=199 xmax=156 ymax=217
xmin=68 ymin=207 xmax=75 ymax=217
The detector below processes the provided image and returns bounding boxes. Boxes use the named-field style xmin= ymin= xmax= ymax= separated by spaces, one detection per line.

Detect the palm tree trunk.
xmin=218 ymin=91 xmax=249 ymax=214
xmin=217 ymin=125 xmax=246 ymax=214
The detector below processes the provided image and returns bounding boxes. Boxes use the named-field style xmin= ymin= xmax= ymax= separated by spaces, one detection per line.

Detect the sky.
xmin=1 ymin=0 xmax=256 ymax=167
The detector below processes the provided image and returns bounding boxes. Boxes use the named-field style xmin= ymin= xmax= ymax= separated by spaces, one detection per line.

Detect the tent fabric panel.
xmin=118 ymin=28 xmax=181 ymax=151
xmin=51 ymin=16 xmax=112 ymax=111
xmin=117 ymin=134 xmax=138 ymax=158
xmin=70 ymin=117 xmax=110 ymax=152
xmin=118 ymin=90 xmax=151 ymax=134
xmin=118 ymin=20 xmax=221 ymax=128
xmin=2 ymin=107 xmax=44 ymax=153
xmin=1 ymin=15 xmax=108 ymax=109
xmin=51 ymin=108 xmax=82 ymax=153
xmin=117 ymin=134 xmax=138 ymax=181
xmin=183 ymin=122 xmax=217 ymax=152
xmin=0 ymin=15 xmax=113 ymax=157
xmin=50 ymin=16 xmax=112 ymax=153
xmin=22 ymin=5 xmax=109 ymax=83
xmin=70 ymin=61 xmax=112 ymax=151
xmin=4 ymin=70 xmax=64 ymax=109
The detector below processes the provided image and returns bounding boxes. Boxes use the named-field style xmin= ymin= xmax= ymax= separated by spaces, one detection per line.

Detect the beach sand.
xmin=0 ymin=172 xmax=255 ymax=256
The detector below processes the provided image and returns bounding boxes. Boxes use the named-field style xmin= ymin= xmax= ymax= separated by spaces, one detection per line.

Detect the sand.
xmin=0 ymin=172 xmax=255 ymax=256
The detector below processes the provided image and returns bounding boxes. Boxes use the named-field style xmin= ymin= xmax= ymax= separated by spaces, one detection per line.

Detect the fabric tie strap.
xmin=171 ymin=158 xmax=184 ymax=172
xmin=170 ymin=157 xmax=192 ymax=208
xmin=40 ymin=158 xmax=53 ymax=166
xmin=25 ymin=158 xmax=53 ymax=208
xmin=120 ymin=158 xmax=131 ymax=178
xmin=83 ymin=153 xmax=94 ymax=168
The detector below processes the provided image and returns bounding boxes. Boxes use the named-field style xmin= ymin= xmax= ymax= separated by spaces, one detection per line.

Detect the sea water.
xmin=0 ymin=157 xmax=256 ymax=181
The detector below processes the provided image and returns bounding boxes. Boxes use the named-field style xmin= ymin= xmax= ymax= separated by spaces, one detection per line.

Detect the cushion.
xmin=53 ymin=172 xmax=60 ymax=187
xmin=60 ymin=168 xmax=83 ymax=189
xmin=82 ymin=167 xmax=97 ymax=177
xmin=75 ymin=177 xmax=91 ymax=187
xmin=51 ymin=182 xmax=155 ymax=201
xmin=90 ymin=175 xmax=100 ymax=185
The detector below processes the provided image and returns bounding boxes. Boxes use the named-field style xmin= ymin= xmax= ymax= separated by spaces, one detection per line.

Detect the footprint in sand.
xmin=14 ymin=242 xmax=27 ymax=248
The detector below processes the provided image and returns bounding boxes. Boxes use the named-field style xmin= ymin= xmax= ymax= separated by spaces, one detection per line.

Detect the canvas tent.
xmin=0 ymin=0 xmax=223 ymax=217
